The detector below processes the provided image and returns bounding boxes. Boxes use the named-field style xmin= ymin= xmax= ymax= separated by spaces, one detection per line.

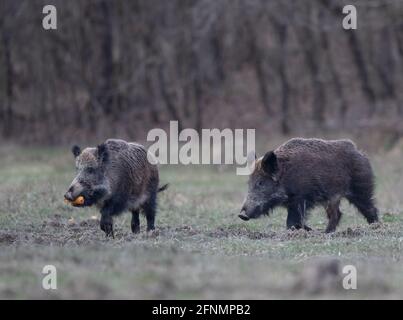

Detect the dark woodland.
xmin=1 ymin=0 xmax=403 ymax=146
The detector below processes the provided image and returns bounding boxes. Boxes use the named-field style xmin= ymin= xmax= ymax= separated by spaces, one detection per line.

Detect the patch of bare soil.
xmin=1 ymin=214 xmax=110 ymax=246
xmin=158 ymin=225 xmax=200 ymax=237
xmin=273 ymin=222 xmax=393 ymax=241
xmin=275 ymin=228 xmax=320 ymax=241
xmin=4 ymin=214 xmax=180 ymax=246
xmin=0 ymin=232 xmax=18 ymax=244
xmin=1 ymin=214 xmax=394 ymax=247
xmin=331 ymin=222 xmax=391 ymax=238
xmin=208 ymin=226 xmax=276 ymax=240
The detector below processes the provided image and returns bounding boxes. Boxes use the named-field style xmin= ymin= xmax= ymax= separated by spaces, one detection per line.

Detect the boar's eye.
xmin=256 ymin=180 xmax=264 ymax=187
xmin=86 ymin=167 xmax=96 ymax=174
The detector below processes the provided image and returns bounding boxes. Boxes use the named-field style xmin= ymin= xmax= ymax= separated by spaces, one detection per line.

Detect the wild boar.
xmin=239 ymin=138 xmax=379 ymax=233
xmin=64 ymin=139 xmax=168 ymax=237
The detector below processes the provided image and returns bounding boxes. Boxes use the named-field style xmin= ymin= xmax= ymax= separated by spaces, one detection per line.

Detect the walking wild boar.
xmin=239 ymin=138 xmax=378 ymax=233
xmin=64 ymin=139 xmax=168 ymax=237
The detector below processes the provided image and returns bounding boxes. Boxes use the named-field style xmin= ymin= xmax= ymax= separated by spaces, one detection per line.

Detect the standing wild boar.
xmin=239 ymin=138 xmax=379 ymax=233
xmin=64 ymin=139 xmax=167 ymax=237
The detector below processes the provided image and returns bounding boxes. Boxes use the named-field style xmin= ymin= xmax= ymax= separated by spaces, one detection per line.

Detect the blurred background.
xmin=1 ymin=0 xmax=403 ymax=149
xmin=1 ymin=0 xmax=403 ymax=299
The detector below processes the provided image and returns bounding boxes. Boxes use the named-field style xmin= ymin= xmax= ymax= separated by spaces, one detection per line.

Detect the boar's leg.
xmin=100 ymin=213 xmax=114 ymax=238
xmin=143 ymin=193 xmax=157 ymax=231
xmin=131 ymin=209 xmax=140 ymax=234
xmin=100 ymin=196 xmax=128 ymax=237
xmin=325 ymin=198 xmax=342 ymax=233
xmin=286 ymin=200 xmax=311 ymax=231
xmin=347 ymin=195 xmax=379 ymax=224
xmin=100 ymin=207 xmax=115 ymax=238
xmin=347 ymin=167 xmax=379 ymax=224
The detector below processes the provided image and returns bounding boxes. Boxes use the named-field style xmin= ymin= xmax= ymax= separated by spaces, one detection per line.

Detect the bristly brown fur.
xmin=66 ymin=139 xmax=167 ymax=237
xmin=241 ymin=138 xmax=379 ymax=232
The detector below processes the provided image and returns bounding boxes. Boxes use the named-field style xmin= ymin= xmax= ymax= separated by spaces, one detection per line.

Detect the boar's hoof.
xmin=104 ymin=229 xmax=115 ymax=238
xmin=146 ymin=229 xmax=159 ymax=238
xmin=100 ymin=220 xmax=114 ymax=238
xmin=304 ymin=225 xmax=312 ymax=231
xmin=131 ymin=224 xmax=140 ymax=234
xmin=238 ymin=212 xmax=250 ymax=221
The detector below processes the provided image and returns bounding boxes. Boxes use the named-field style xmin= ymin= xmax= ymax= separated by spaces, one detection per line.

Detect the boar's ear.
xmin=262 ymin=151 xmax=278 ymax=176
xmin=97 ymin=143 xmax=109 ymax=164
xmin=72 ymin=145 xmax=81 ymax=158
xmin=247 ymin=151 xmax=257 ymax=170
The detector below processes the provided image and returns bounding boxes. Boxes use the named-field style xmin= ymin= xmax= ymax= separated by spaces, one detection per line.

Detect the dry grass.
xmin=0 ymin=143 xmax=402 ymax=299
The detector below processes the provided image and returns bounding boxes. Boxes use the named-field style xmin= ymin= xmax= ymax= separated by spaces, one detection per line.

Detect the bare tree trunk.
xmin=1 ymin=28 xmax=13 ymax=137
xmin=158 ymin=64 xmax=183 ymax=131
xmin=272 ymin=21 xmax=290 ymax=135
xmin=145 ymin=65 xmax=160 ymax=123
xmin=190 ymin=46 xmax=203 ymax=133
xmin=392 ymin=24 xmax=403 ymax=115
xmin=318 ymin=12 xmax=349 ymax=121
xmin=193 ymin=72 xmax=203 ymax=133
xmin=211 ymin=33 xmax=225 ymax=83
xmin=182 ymin=82 xmax=192 ymax=119
xmin=319 ymin=0 xmax=377 ymax=117
xmin=374 ymin=26 xmax=396 ymax=100
xmin=95 ymin=0 xmax=114 ymax=116
xmin=246 ymin=20 xmax=271 ymax=116
xmin=296 ymin=24 xmax=326 ymax=128
xmin=346 ymin=31 xmax=377 ymax=115
xmin=142 ymin=43 xmax=159 ymax=124
xmin=279 ymin=32 xmax=290 ymax=135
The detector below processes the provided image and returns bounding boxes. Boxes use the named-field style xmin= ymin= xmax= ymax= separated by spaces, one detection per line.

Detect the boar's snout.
xmin=64 ymin=180 xmax=84 ymax=202
xmin=238 ymin=201 xmax=265 ymax=221
xmin=238 ymin=209 xmax=250 ymax=221
xmin=64 ymin=187 xmax=74 ymax=201
xmin=64 ymin=191 xmax=73 ymax=202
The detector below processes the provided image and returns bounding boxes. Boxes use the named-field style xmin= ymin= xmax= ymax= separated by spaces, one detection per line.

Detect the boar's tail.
xmin=158 ymin=183 xmax=169 ymax=193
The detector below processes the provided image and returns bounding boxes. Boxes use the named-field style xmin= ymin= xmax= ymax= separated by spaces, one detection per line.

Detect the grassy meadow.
xmin=0 ymin=142 xmax=402 ymax=299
